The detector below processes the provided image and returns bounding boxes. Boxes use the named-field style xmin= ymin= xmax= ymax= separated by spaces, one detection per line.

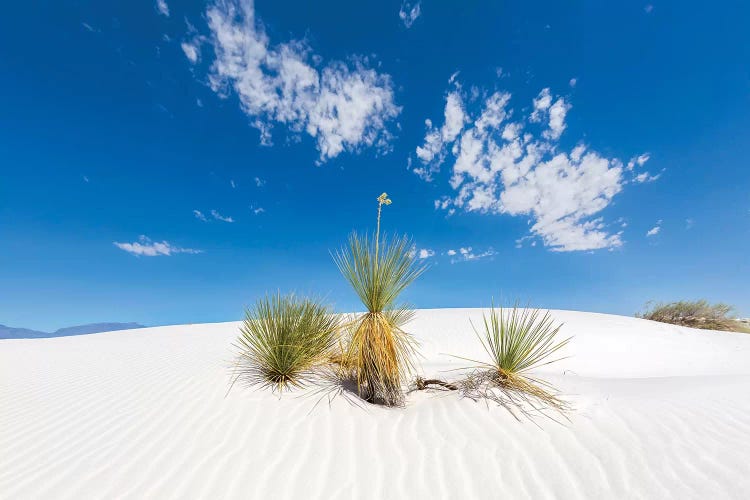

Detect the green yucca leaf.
xmin=472 ymin=303 xmax=571 ymax=375
xmin=333 ymin=232 xmax=426 ymax=314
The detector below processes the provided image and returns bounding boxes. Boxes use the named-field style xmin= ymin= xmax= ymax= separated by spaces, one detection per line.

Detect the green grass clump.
xmin=333 ymin=193 xmax=426 ymax=406
xmin=234 ymin=292 xmax=340 ymax=391
xmin=638 ymin=300 xmax=744 ymax=332
xmin=457 ymin=304 xmax=571 ymax=414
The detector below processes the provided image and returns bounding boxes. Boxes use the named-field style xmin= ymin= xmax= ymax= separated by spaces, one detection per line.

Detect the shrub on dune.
xmin=638 ymin=300 xmax=745 ymax=332
xmin=234 ymin=292 xmax=340 ymax=391
xmin=333 ymin=193 xmax=426 ymax=406
xmin=457 ymin=304 xmax=571 ymax=414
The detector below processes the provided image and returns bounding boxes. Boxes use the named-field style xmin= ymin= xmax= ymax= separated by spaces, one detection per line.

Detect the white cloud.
xmin=646 ymin=220 xmax=662 ymax=236
xmin=417 ymin=248 xmax=435 ymax=259
xmin=399 ymin=2 xmax=422 ymax=29
xmin=627 ymin=153 xmax=651 ymax=170
xmin=569 ymin=78 xmax=577 ymax=88
xmin=82 ymin=175 xmax=90 ymax=183
xmin=211 ymin=209 xmax=234 ymax=222
xmin=251 ymin=205 xmax=265 ymax=214
xmin=545 ymin=96 xmax=570 ymax=140
xmin=634 ymin=171 xmax=661 ymax=183
xmin=254 ymin=176 xmax=266 ymax=187
xmin=156 ymin=0 xmax=169 ymax=17
xmin=181 ymin=41 xmax=200 ymax=63
xmin=415 ymin=88 xmax=467 ymax=180
xmin=193 ymin=209 xmax=208 ymax=221
xmin=415 ymin=80 xmax=656 ymax=252
xmin=114 ymin=236 xmax=202 ymax=257
xmin=450 ymin=246 xmax=497 ymax=263
xmin=230 ymin=179 xmax=236 ymax=188
xmin=196 ymin=0 xmax=400 ymax=162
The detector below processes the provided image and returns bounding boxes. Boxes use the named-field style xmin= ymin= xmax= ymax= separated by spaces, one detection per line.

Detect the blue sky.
xmin=1 ymin=0 xmax=748 ymax=331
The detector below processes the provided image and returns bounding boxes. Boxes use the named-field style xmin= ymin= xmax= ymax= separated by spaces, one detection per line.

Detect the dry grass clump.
xmin=453 ymin=304 xmax=572 ymax=417
xmin=333 ymin=193 xmax=426 ymax=406
xmin=638 ymin=300 xmax=744 ymax=332
xmin=233 ymin=292 xmax=340 ymax=391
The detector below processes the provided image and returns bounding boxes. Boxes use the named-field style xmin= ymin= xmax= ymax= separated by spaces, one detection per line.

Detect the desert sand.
xmin=2 ymin=308 xmax=750 ymax=499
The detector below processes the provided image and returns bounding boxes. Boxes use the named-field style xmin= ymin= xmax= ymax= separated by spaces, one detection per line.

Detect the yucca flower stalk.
xmin=233 ymin=292 xmax=340 ymax=392
xmin=333 ymin=193 xmax=426 ymax=406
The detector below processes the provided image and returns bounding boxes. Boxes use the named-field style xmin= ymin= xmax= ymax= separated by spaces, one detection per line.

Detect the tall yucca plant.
xmin=333 ymin=193 xmax=426 ymax=406
xmin=234 ymin=292 xmax=340 ymax=391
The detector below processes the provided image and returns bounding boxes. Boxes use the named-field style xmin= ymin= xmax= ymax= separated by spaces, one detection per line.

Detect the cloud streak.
xmin=156 ymin=0 xmax=169 ymax=17
xmin=448 ymin=247 xmax=497 ymax=263
xmin=646 ymin=220 xmax=662 ymax=237
xmin=114 ymin=236 xmax=202 ymax=257
xmin=211 ymin=209 xmax=234 ymax=223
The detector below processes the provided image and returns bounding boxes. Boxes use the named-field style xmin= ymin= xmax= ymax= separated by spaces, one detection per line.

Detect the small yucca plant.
xmin=459 ymin=304 xmax=571 ymax=413
xmin=233 ymin=292 xmax=340 ymax=391
xmin=333 ymin=193 xmax=426 ymax=406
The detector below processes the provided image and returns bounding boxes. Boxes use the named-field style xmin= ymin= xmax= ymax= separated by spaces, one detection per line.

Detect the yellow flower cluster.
xmin=377 ymin=192 xmax=392 ymax=206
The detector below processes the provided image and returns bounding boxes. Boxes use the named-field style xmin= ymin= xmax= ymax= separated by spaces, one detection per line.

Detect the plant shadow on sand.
xmin=410 ymin=371 xmax=572 ymax=426
xmin=304 ymin=364 xmax=572 ymax=426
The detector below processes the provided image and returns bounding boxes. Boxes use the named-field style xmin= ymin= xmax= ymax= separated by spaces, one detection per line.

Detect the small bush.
xmin=638 ymin=300 xmax=741 ymax=332
xmin=234 ymin=292 xmax=341 ymax=391
xmin=456 ymin=304 xmax=571 ymax=415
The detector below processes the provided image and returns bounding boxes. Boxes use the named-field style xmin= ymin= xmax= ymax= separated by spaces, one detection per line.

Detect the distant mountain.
xmin=0 ymin=322 xmax=146 ymax=340
xmin=0 ymin=325 xmax=47 ymax=339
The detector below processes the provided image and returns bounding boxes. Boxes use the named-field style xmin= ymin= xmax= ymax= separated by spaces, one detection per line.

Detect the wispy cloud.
xmin=418 ymin=248 xmax=435 ymax=259
xmin=114 ymin=236 xmax=202 ymax=257
xmin=251 ymin=205 xmax=265 ymax=215
xmin=81 ymin=22 xmax=99 ymax=33
xmin=633 ymin=171 xmax=661 ymax=183
xmin=399 ymin=1 xmax=422 ymax=28
xmin=193 ymin=209 xmax=208 ymax=221
xmin=230 ymin=179 xmax=236 ymax=189
xmin=686 ymin=218 xmax=694 ymax=229
xmin=569 ymin=78 xmax=577 ymax=88
xmin=211 ymin=209 xmax=234 ymax=223
xmin=644 ymin=4 xmax=654 ymax=14
xmin=254 ymin=176 xmax=266 ymax=187
xmin=646 ymin=220 xmax=662 ymax=236
xmin=181 ymin=41 xmax=200 ymax=63
xmin=156 ymin=0 xmax=170 ymax=17
xmin=414 ymin=78 xmax=657 ymax=252
xmin=449 ymin=247 xmax=497 ymax=263
xmin=187 ymin=0 xmax=400 ymax=163
xmin=82 ymin=175 xmax=90 ymax=183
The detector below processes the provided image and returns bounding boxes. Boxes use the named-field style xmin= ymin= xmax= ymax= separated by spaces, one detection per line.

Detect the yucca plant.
xmin=333 ymin=193 xmax=426 ymax=406
xmin=458 ymin=303 xmax=572 ymax=414
xmin=233 ymin=292 xmax=340 ymax=391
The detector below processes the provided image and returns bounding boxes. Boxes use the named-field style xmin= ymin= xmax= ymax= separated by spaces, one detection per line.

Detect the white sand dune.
xmin=2 ymin=308 xmax=750 ymax=499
